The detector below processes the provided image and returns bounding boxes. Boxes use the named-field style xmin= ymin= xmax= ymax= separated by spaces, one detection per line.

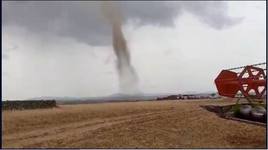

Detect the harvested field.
xmin=2 ymin=99 xmax=266 ymax=148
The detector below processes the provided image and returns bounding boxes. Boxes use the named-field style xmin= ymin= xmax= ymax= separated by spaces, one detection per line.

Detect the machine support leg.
xmin=236 ymin=98 xmax=240 ymax=105
xmin=246 ymin=97 xmax=253 ymax=104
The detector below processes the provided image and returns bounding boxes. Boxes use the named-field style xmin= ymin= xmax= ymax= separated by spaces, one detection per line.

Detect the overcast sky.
xmin=2 ymin=1 xmax=266 ymax=99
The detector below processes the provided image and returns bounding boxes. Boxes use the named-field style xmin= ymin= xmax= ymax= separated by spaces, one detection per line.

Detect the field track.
xmin=2 ymin=99 xmax=266 ymax=148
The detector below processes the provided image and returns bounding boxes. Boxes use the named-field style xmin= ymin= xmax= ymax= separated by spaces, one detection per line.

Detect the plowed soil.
xmin=2 ymin=99 xmax=266 ymax=148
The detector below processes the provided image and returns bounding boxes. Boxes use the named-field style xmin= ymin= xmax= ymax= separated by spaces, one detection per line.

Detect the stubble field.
xmin=2 ymin=99 xmax=266 ymax=148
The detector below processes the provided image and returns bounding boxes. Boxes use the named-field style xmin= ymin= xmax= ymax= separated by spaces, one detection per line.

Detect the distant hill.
xmin=3 ymin=91 xmax=218 ymax=105
xmin=25 ymin=93 xmax=173 ymax=105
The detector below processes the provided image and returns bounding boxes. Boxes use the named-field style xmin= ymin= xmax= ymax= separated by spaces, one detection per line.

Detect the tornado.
xmin=101 ymin=2 xmax=139 ymax=94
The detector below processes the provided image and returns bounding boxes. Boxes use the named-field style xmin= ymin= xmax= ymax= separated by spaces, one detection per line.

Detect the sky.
xmin=2 ymin=1 xmax=266 ymax=99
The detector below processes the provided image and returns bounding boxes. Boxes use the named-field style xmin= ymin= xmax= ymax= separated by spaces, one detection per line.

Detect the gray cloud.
xmin=119 ymin=1 xmax=181 ymax=26
xmin=2 ymin=44 xmax=18 ymax=59
xmin=180 ymin=1 xmax=243 ymax=29
xmin=3 ymin=1 xmax=110 ymax=45
xmin=2 ymin=53 xmax=9 ymax=59
xmin=3 ymin=1 xmax=242 ymax=46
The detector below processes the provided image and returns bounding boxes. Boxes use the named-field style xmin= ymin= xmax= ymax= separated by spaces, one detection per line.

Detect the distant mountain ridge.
xmin=3 ymin=91 xmax=218 ymax=105
xmin=28 ymin=93 xmax=173 ymax=101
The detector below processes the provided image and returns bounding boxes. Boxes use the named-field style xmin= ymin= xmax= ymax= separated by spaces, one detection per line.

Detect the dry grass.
xmin=2 ymin=99 xmax=266 ymax=148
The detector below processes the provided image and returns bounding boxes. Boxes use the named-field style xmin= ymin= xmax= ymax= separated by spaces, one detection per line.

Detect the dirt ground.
xmin=2 ymin=99 xmax=267 ymax=148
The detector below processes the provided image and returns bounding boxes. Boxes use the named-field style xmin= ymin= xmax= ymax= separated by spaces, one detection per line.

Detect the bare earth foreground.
xmin=2 ymin=99 xmax=266 ymax=148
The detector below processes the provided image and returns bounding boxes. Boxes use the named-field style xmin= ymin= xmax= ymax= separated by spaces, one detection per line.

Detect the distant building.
xmin=157 ymin=93 xmax=220 ymax=100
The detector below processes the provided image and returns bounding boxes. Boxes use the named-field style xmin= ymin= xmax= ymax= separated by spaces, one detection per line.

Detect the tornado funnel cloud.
xmin=101 ymin=2 xmax=139 ymax=94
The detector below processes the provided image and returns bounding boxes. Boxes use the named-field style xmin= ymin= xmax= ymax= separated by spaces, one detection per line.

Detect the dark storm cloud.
xmin=3 ymin=1 xmax=111 ymax=45
xmin=119 ymin=1 xmax=181 ymax=26
xmin=180 ymin=1 xmax=243 ymax=29
xmin=2 ymin=1 xmax=242 ymax=45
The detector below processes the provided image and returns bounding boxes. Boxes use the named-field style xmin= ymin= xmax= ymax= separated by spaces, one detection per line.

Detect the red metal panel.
xmin=215 ymin=70 xmax=239 ymax=98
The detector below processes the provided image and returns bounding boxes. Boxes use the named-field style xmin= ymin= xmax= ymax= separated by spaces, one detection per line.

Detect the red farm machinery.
xmin=215 ymin=62 xmax=266 ymax=103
